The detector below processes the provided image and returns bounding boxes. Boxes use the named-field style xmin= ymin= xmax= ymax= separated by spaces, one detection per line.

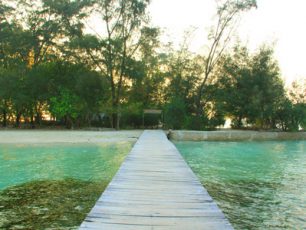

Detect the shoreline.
xmin=169 ymin=130 xmax=306 ymax=141
xmin=0 ymin=129 xmax=305 ymax=143
xmin=0 ymin=130 xmax=143 ymax=144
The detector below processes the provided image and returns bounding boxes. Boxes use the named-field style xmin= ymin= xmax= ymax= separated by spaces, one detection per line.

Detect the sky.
xmin=148 ymin=0 xmax=306 ymax=84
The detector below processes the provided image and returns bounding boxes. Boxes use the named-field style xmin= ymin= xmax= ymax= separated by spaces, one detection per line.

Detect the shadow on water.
xmin=0 ymin=178 xmax=107 ymax=229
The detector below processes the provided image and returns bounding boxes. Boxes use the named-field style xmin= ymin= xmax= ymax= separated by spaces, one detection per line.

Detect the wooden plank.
xmin=79 ymin=130 xmax=233 ymax=229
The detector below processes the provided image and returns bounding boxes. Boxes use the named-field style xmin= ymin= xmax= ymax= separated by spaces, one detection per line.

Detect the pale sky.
xmin=148 ymin=0 xmax=306 ymax=84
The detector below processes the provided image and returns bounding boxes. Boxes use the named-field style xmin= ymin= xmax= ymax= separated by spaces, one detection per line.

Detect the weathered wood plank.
xmin=79 ymin=130 xmax=233 ymax=229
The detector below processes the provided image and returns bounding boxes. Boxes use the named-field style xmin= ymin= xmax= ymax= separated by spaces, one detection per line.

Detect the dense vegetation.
xmin=0 ymin=0 xmax=305 ymax=130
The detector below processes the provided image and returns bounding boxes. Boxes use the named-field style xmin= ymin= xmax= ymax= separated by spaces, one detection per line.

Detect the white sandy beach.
xmin=0 ymin=130 xmax=143 ymax=144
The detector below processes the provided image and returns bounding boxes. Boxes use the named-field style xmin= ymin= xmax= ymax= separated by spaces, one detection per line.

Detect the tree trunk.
xmin=35 ymin=112 xmax=41 ymax=126
xmin=87 ymin=113 xmax=92 ymax=127
xmin=65 ymin=115 xmax=73 ymax=129
xmin=15 ymin=112 xmax=21 ymax=128
xmin=110 ymin=78 xmax=116 ymax=129
xmin=30 ymin=113 xmax=35 ymax=129
xmin=111 ymin=112 xmax=116 ymax=129
xmin=2 ymin=109 xmax=7 ymax=127
xmin=111 ymin=110 xmax=119 ymax=130
xmin=116 ymin=105 xmax=120 ymax=130
xmin=238 ymin=115 xmax=243 ymax=128
xmin=196 ymin=80 xmax=207 ymax=118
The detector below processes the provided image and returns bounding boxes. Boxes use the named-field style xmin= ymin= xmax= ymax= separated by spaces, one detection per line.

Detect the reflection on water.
xmin=175 ymin=141 xmax=306 ymax=230
xmin=0 ymin=142 xmax=134 ymax=228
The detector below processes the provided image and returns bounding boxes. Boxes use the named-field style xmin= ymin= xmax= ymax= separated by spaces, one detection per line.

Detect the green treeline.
xmin=0 ymin=0 xmax=305 ymax=130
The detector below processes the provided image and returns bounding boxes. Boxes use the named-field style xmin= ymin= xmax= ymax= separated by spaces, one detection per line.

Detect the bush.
xmin=183 ymin=115 xmax=206 ymax=130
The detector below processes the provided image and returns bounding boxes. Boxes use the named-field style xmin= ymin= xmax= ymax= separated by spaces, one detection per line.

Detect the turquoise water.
xmin=0 ymin=142 xmax=133 ymax=190
xmin=175 ymin=141 xmax=306 ymax=230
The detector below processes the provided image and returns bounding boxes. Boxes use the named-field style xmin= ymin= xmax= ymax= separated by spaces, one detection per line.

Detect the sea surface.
xmin=175 ymin=140 xmax=306 ymax=230
xmin=0 ymin=142 xmax=133 ymax=229
xmin=0 ymin=142 xmax=133 ymax=190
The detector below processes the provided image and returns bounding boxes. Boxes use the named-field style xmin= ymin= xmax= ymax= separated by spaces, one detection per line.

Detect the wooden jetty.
xmin=79 ymin=130 xmax=233 ymax=229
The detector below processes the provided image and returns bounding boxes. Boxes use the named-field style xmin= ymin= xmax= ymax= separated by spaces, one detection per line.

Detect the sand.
xmin=2 ymin=129 xmax=304 ymax=143
xmin=0 ymin=130 xmax=143 ymax=144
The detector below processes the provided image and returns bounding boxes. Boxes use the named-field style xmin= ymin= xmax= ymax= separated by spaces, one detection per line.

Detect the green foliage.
xmin=1 ymin=0 xmax=304 ymax=131
xmin=120 ymin=102 xmax=143 ymax=128
xmin=183 ymin=115 xmax=206 ymax=130
xmin=216 ymin=44 xmax=298 ymax=130
xmin=49 ymin=88 xmax=83 ymax=120
xmin=44 ymin=61 xmax=106 ymax=128
xmin=276 ymin=98 xmax=306 ymax=131
xmin=197 ymin=0 xmax=257 ymax=117
xmin=0 ymin=56 xmax=107 ymax=128
xmin=295 ymin=104 xmax=306 ymax=130
xmin=287 ymin=79 xmax=306 ymax=130
xmin=164 ymin=97 xmax=186 ymax=129
xmin=275 ymin=98 xmax=297 ymax=131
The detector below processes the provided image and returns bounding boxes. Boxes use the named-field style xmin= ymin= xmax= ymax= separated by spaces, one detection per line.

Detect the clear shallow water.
xmin=0 ymin=142 xmax=133 ymax=190
xmin=175 ymin=141 xmax=306 ymax=230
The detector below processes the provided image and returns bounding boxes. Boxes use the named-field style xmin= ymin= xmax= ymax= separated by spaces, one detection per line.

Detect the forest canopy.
xmin=0 ymin=0 xmax=305 ymax=131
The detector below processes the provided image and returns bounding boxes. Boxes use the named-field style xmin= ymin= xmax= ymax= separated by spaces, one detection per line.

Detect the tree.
xmin=99 ymin=0 xmax=151 ymax=129
xmin=0 ymin=2 xmax=15 ymax=67
xmin=249 ymin=46 xmax=285 ymax=128
xmin=74 ymin=67 xmax=107 ymax=126
xmin=215 ymin=45 xmax=251 ymax=127
xmin=0 ymin=67 xmax=14 ymax=127
xmin=164 ymin=97 xmax=186 ymax=130
xmin=0 ymin=0 xmax=95 ymax=128
xmin=12 ymin=0 xmax=93 ymax=67
xmin=24 ymin=63 xmax=55 ymax=126
xmin=196 ymin=0 xmax=256 ymax=117
xmin=285 ymin=79 xmax=306 ymax=130
xmin=288 ymin=79 xmax=306 ymax=105
xmin=127 ymin=27 xmax=163 ymax=108
xmin=7 ymin=66 xmax=28 ymax=127
xmin=43 ymin=61 xmax=106 ymax=128
xmin=67 ymin=0 xmax=151 ymax=129
xmin=49 ymin=88 xmax=83 ymax=128
xmin=217 ymin=44 xmax=286 ymax=129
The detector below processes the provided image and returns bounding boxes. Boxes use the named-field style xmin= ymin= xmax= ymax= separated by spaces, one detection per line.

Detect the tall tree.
xmin=196 ymin=0 xmax=256 ymax=117
xmin=128 ymin=26 xmax=163 ymax=108
xmin=13 ymin=0 xmax=93 ymax=67
xmin=68 ymin=0 xmax=151 ymax=129
xmin=285 ymin=79 xmax=306 ymax=130
xmin=217 ymin=44 xmax=286 ymax=129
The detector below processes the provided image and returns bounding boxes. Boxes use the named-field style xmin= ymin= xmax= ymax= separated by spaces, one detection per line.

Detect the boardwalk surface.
xmin=79 ymin=130 xmax=233 ymax=229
